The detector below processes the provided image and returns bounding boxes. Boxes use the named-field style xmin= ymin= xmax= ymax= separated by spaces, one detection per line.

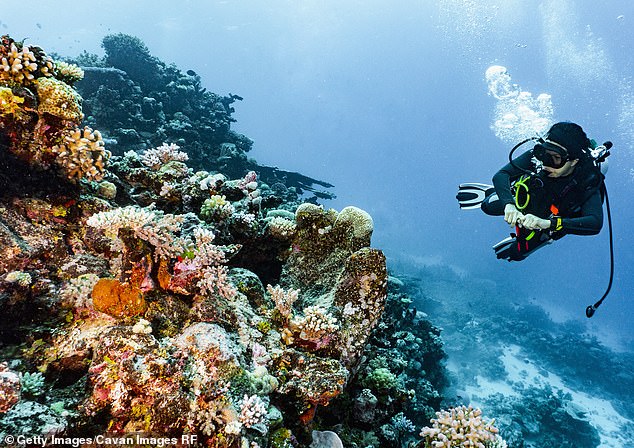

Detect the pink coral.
xmin=0 ymin=363 xmax=21 ymax=413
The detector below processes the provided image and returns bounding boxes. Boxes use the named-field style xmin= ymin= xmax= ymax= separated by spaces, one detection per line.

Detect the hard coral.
xmin=86 ymin=204 xmax=186 ymax=262
xmin=54 ymin=61 xmax=84 ymax=85
xmin=1 ymin=35 xmax=109 ymax=184
xmin=140 ymin=142 xmax=189 ymax=169
xmin=0 ymin=39 xmax=53 ymax=84
xmin=291 ymin=305 xmax=339 ymax=349
xmin=0 ymin=86 xmax=27 ymax=120
xmin=35 ymin=77 xmax=83 ymax=121
xmin=419 ymin=405 xmax=505 ymax=448
xmin=267 ymin=284 xmax=299 ymax=321
xmin=50 ymin=126 xmax=110 ymax=181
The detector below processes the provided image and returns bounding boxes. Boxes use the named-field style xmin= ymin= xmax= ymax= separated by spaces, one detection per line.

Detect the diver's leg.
xmin=480 ymin=192 xmax=505 ymax=216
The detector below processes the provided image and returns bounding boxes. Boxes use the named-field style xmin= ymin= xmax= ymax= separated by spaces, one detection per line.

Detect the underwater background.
xmin=1 ymin=1 xmax=634 ymax=447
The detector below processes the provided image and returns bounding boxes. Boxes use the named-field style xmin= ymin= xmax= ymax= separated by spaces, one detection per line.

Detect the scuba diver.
xmin=457 ymin=121 xmax=608 ymax=261
xmin=456 ymin=121 xmax=614 ymax=317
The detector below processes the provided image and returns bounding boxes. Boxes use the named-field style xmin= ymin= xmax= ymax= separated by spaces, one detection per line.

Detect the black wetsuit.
xmin=482 ymin=151 xmax=603 ymax=236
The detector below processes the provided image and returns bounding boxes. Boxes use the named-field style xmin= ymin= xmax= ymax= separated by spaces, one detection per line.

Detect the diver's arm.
xmin=553 ymin=190 xmax=604 ymax=235
xmin=492 ymin=151 xmax=534 ymax=206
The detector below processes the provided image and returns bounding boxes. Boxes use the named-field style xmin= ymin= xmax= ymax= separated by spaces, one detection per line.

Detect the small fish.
xmin=36 ymin=23 xmax=42 ymax=29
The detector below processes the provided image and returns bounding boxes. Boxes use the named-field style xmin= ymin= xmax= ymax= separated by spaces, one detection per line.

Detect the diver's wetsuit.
xmin=482 ymin=151 xmax=603 ymax=236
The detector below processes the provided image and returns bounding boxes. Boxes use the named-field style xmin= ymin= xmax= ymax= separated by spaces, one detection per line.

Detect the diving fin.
xmin=493 ymin=230 xmax=554 ymax=262
xmin=456 ymin=183 xmax=495 ymax=210
xmin=493 ymin=235 xmax=520 ymax=261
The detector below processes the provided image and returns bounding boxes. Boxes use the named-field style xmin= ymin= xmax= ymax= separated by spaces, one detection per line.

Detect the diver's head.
xmin=533 ymin=122 xmax=590 ymax=173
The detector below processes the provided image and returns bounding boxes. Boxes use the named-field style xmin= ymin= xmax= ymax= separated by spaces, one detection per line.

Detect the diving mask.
xmin=533 ymin=139 xmax=569 ymax=168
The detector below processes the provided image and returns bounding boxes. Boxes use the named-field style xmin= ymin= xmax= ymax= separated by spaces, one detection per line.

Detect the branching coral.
xmin=1 ymin=35 xmax=111 ymax=184
xmin=50 ymin=126 xmax=111 ymax=181
xmin=419 ymin=406 xmax=505 ymax=448
xmin=4 ymin=270 xmax=32 ymax=287
xmin=54 ymin=61 xmax=84 ymax=85
xmin=60 ymin=273 xmax=101 ymax=309
xmin=239 ymin=394 xmax=267 ymax=428
xmin=87 ymin=204 xmax=186 ymax=262
xmin=201 ymin=194 xmax=234 ymax=222
xmin=266 ymin=284 xmax=299 ymax=321
xmin=170 ymin=227 xmax=237 ymax=300
xmin=19 ymin=371 xmax=45 ymax=396
xmin=140 ymin=142 xmax=189 ymax=170
xmin=266 ymin=216 xmax=296 ymax=240
xmin=0 ymin=40 xmax=51 ymax=84
xmin=291 ymin=306 xmax=339 ymax=348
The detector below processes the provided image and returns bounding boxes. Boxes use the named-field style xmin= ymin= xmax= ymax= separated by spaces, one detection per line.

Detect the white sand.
xmin=456 ymin=345 xmax=632 ymax=448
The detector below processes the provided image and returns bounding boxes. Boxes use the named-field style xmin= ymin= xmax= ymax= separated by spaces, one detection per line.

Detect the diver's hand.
xmin=520 ymin=214 xmax=551 ymax=230
xmin=504 ymin=204 xmax=523 ymax=226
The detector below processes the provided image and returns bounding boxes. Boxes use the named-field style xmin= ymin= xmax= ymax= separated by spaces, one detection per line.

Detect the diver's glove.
xmin=519 ymin=213 xmax=551 ymax=230
xmin=504 ymin=203 xmax=523 ymax=226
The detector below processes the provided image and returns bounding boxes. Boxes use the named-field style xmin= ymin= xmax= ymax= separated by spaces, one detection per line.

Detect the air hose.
xmin=585 ymin=182 xmax=614 ymax=318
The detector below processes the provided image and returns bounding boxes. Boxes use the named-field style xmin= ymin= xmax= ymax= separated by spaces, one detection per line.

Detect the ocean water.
xmin=3 ymin=1 xmax=634 ymax=445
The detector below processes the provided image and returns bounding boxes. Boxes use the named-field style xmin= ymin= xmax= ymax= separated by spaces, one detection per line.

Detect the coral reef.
xmin=67 ymin=33 xmax=335 ymax=202
xmin=398 ymin=263 xmax=634 ymax=448
xmin=1 ymin=34 xmax=454 ymax=448
xmin=0 ymin=34 xmax=110 ymax=183
xmin=313 ymin=276 xmax=446 ymax=448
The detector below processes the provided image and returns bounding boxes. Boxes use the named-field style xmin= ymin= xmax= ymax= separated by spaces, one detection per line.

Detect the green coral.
xmin=256 ymin=320 xmax=272 ymax=334
xmin=362 ymin=367 xmax=398 ymax=392
xmin=200 ymin=194 xmax=234 ymax=222
xmin=4 ymin=270 xmax=32 ymax=287
xmin=19 ymin=371 xmax=45 ymax=396
xmin=269 ymin=428 xmax=294 ymax=448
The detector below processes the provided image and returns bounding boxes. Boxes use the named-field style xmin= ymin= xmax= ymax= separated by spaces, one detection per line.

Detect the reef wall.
xmin=0 ymin=34 xmax=455 ymax=448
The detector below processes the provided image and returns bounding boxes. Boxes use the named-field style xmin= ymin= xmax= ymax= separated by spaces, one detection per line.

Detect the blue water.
xmin=5 ymin=2 xmax=632 ymax=343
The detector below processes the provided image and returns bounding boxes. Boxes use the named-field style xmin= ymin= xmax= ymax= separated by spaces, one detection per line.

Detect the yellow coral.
xmin=54 ymin=61 xmax=84 ymax=84
xmin=50 ymin=126 xmax=111 ymax=181
xmin=35 ymin=77 xmax=83 ymax=121
xmin=0 ymin=86 xmax=26 ymax=118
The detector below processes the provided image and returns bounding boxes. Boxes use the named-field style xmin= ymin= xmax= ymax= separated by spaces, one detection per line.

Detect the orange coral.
xmin=92 ymin=278 xmax=147 ymax=318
